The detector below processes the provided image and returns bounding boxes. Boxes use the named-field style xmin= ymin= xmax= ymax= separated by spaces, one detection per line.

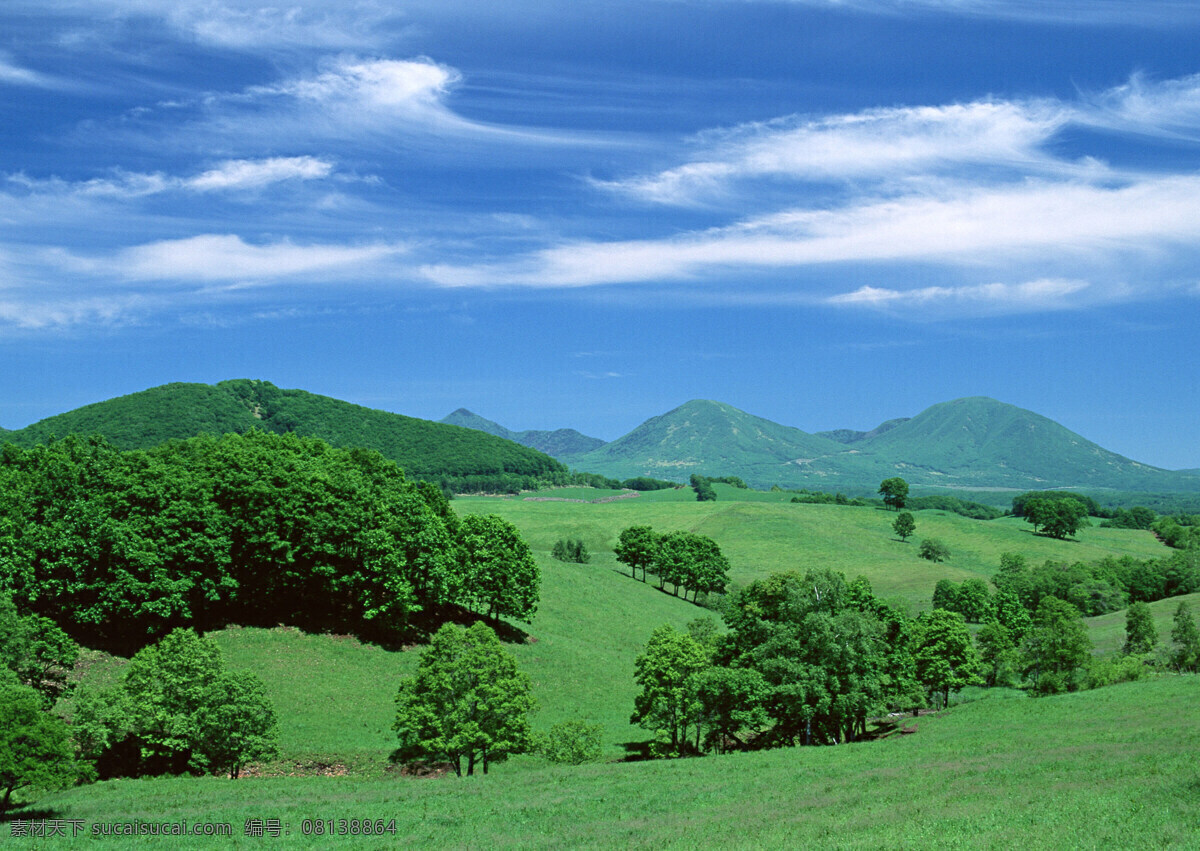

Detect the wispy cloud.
xmin=828 ymin=278 xmax=1094 ymax=315
xmin=0 ymin=54 xmax=66 ymax=89
xmin=57 ymin=234 xmax=407 ymax=286
xmin=597 ymin=99 xmax=1076 ymax=204
xmin=730 ymin=0 xmax=1200 ymax=26
xmin=7 ymin=157 xmax=336 ymax=199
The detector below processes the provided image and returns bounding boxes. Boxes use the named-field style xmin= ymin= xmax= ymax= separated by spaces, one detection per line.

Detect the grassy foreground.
xmin=21 ymin=676 xmax=1200 ymax=848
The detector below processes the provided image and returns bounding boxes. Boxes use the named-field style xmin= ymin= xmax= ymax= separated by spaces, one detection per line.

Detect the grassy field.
xmin=459 ymin=487 xmax=1170 ymax=610
xmin=25 ymin=676 xmax=1200 ymax=848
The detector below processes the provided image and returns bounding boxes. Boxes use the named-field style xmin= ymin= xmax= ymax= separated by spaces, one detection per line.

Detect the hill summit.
xmin=439 ymin=409 xmax=604 ymax=459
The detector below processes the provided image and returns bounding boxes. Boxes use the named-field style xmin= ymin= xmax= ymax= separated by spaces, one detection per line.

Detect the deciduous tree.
xmin=0 ymin=683 xmax=79 ymax=811
xmin=1122 ymin=601 xmax=1158 ymax=655
xmin=630 ymin=625 xmax=709 ymax=757
xmin=912 ymin=609 xmax=982 ymax=709
xmin=1022 ymin=597 xmax=1092 ymax=694
xmin=878 ymin=477 xmax=909 ymax=511
xmin=458 ymin=514 xmax=540 ymax=623
xmin=614 ymin=525 xmax=658 ymax=582
xmin=394 ymin=622 xmax=536 ymax=776
xmin=892 ymin=511 xmax=916 ymax=541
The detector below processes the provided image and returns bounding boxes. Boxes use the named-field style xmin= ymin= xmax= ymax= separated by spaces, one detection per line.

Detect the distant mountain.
xmin=567 ymin=399 xmax=846 ymax=483
xmin=843 ymin=397 xmax=1184 ymax=491
xmin=440 ymin=408 xmax=605 ymax=459
xmin=817 ymin=417 xmax=911 ymax=445
xmin=4 ymin=380 xmax=565 ymax=480
xmin=565 ymin=396 xmax=1200 ymax=493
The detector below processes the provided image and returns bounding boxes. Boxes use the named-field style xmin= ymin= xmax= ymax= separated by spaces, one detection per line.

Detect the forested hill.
xmin=440 ymin=408 xmax=605 ymax=459
xmin=3 ymin=380 xmax=565 ymax=480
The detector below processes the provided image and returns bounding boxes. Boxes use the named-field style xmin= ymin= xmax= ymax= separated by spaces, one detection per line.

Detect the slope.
xmin=3 ymin=380 xmax=565 ymax=479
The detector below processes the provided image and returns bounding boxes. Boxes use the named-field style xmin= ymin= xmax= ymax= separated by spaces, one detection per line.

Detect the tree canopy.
xmin=878 ymin=477 xmax=909 ymax=510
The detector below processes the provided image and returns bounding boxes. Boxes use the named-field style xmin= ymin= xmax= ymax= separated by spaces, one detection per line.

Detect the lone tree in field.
xmin=615 ymin=525 xmax=659 ymax=582
xmin=878 ymin=477 xmax=909 ymax=511
xmin=892 ymin=511 xmax=916 ymax=542
xmin=394 ymin=622 xmax=535 ymax=776
xmin=1123 ymin=601 xmax=1158 ymax=655
xmin=919 ymin=538 xmax=950 ymax=563
xmin=0 ymin=682 xmax=79 ymax=811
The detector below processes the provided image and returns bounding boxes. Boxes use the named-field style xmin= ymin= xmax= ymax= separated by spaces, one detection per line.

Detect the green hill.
xmin=567 ymin=396 xmax=1200 ymax=493
xmin=440 ymin=408 xmax=605 ymax=459
xmin=567 ymin=399 xmax=846 ymax=484
xmin=846 ymin=396 xmax=1195 ymax=491
xmin=3 ymin=380 xmax=565 ymax=479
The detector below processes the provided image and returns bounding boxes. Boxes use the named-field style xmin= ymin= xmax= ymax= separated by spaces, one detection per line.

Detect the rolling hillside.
xmin=2 ymin=380 xmax=565 ymax=479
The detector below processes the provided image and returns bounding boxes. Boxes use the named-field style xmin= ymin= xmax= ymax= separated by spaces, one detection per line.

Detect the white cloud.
xmin=424 ymin=175 xmax=1200 ymax=290
xmin=599 ymin=100 xmax=1074 ymax=204
xmin=185 ymin=157 xmax=335 ymax=191
xmin=1085 ymin=73 xmax=1200 ymax=138
xmin=828 ymin=278 xmax=1092 ymax=312
xmin=60 ymin=234 xmax=406 ymax=285
xmin=732 ymin=1 xmax=1200 ymax=26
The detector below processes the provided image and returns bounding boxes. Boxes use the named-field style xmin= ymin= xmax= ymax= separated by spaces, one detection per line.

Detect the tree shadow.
xmin=0 ymin=806 xmax=65 ymax=824
xmin=618 ymin=740 xmax=654 ymax=762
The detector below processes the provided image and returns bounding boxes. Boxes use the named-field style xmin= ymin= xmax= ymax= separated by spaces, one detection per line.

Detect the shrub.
xmin=536 ymin=719 xmax=604 ymax=765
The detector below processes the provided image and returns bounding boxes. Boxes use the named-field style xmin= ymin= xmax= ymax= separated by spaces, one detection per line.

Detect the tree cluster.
xmin=878 ymin=477 xmax=909 ymax=511
xmin=630 ymin=572 xmax=986 ymax=758
xmin=551 ymin=538 xmax=590 ymax=563
xmin=0 ymin=433 xmax=540 ymax=647
xmin=1021 ymin=497 xmax=1091 ymax=539
xmin=614 ymin=526 xmax=730 ymax=602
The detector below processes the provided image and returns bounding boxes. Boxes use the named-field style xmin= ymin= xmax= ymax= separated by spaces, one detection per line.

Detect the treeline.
xmin=614 ymin=526 xmax=730 ymax=603
xmin=438 ymin=470 xmax=679 ymax=496
xmin=690 ymin=474 xmax=748 ymax=501
xmin=1013 ymin=491 xmax=1200 ymax=549
xmin=933 ymin=550 xmax=1200 ymax=620
xmin=788 ymin=489 xmax=1002 ymax=519
xmin=0 ymin=432 xmax=539 ymax=648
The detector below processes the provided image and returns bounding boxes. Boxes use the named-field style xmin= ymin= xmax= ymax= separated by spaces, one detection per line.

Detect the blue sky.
xmin=2 ymin=0 xmax=1199 ymax=469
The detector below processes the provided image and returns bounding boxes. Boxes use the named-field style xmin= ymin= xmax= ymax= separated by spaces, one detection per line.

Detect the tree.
xmin=912 ymin=609 xmax=982 ymax=708
xmin=955 ymin=579 xmax=995 ymax=623
xmin=919 ymin=538 xmax=950 ymax=563
xmin=74 ymin=628 xmax=278 ymax=778
xmin=630 ymin=625 xmax=709 ymax=757
xmin=1022 ymin=597 xmax=1092 ymax=694
xmin=394 ymin=622 xmax=536 ymax=776
xmin=892 ymin=512 xmax=916 ymax=542
xmin=975 ymin=621 xmax=1019 ymax=687
xmin=1170 ymin=602 xmax=1200 ymax=672
xmin=0 ymin=683 xmax=79 ymax=811
xmin=1122 ymin=601 xmax=1158 ymax=655
xmin=932 ymin=579 xmax=960 ymax=612
xmin=458 ymin=514 xmax=540 ymax=623
xmin=552 ymin=538 xmax=589 ymax=563
xmin=878 ymin=477 xmax=909 ymax=511
xmin=692 ymin=666 xmax=769 ymax=754
xmin=0 ymin=594 xmax=79 ymax=706
xmin=197 ymin=670 xmax=279 ymax=779
xmin=615 ymin=525 xmax=658 ymax=582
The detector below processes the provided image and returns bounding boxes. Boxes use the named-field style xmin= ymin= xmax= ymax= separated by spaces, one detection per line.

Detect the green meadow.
xmin=30 ymin=676 xmax=1200 ymax=848
xmin=19 ymin=487 xmax=1195 ymax=847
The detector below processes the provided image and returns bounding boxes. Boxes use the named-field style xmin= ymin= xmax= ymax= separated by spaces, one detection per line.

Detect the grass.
xmin=457 ymin=490 xmax=1169 ymax=610
xmin=27 ymin=676 xmax=1200 ymax=848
